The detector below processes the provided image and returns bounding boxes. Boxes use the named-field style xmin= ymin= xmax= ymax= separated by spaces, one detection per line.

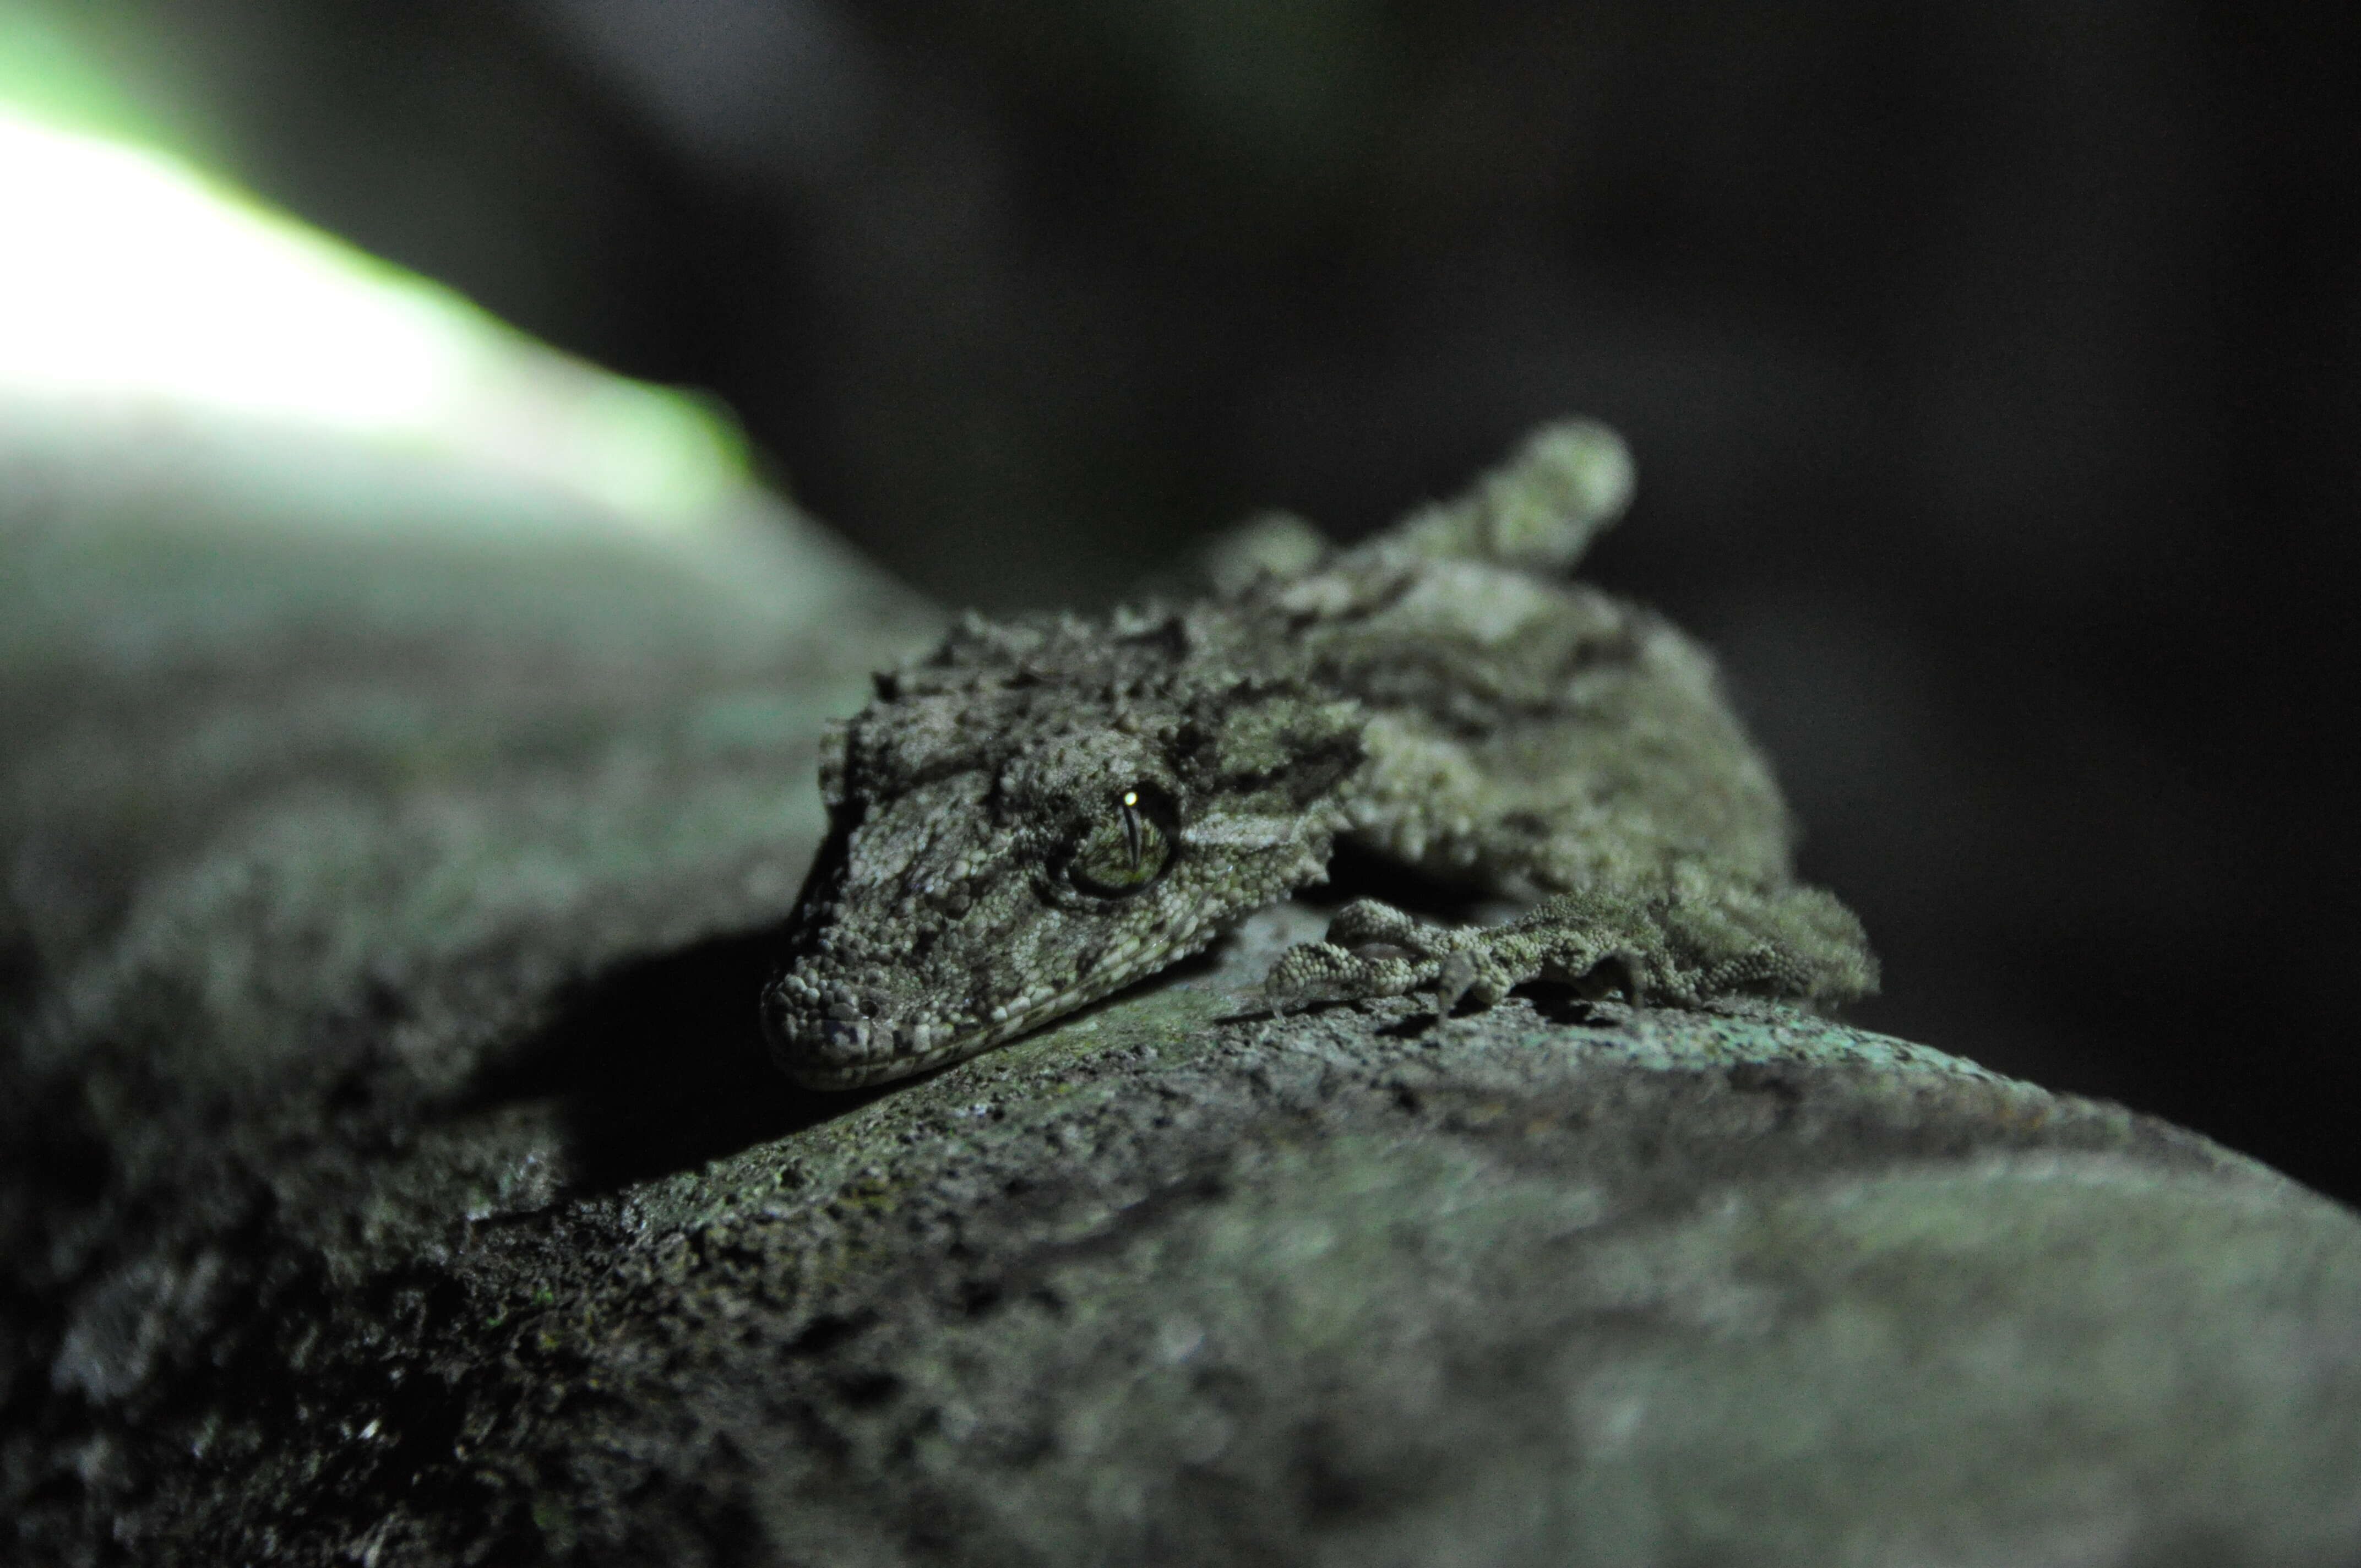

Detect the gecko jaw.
xmin=763 ymin=924 xmax=1223 ymax=1089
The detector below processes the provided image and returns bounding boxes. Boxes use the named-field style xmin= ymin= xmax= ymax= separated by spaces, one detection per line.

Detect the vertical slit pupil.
xmin=1120 ymin=790 xmax=1144 ymax=869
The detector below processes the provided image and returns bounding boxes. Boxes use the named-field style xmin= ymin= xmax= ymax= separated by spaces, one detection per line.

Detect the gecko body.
xmin=764 ymin=422 xmax=1874 ymax=1089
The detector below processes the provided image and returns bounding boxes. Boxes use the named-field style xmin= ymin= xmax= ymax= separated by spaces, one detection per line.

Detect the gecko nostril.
xmin=797 ymin=1016 xmax=883 ymax=1064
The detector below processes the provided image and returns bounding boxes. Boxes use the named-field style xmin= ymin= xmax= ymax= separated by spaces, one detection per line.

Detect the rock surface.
xmin=4 ymin=405 xmax=2358 ymax=1566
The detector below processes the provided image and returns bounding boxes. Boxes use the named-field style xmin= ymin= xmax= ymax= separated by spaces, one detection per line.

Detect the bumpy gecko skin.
xmin=765 ymin=421 xmax=1875 ymax=1088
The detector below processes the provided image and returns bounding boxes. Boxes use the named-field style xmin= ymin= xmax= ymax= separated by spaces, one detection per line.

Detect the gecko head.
xmin=763 ymin=609 xmax=1363 ymax=1089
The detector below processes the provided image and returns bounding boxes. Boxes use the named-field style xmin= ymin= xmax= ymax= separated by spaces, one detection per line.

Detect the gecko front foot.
xmin=1264 ymin=873 xmax=1876 ymax=1019
xmin=1259 ymin=899 xmax=1481 ymax=1014
xmin=1262 ymin=895 xmax=1646 ymax=1017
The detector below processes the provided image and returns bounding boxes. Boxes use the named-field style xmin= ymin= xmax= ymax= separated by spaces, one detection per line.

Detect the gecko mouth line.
xmin=764 ymin=938 xmax=1203 ymax=1089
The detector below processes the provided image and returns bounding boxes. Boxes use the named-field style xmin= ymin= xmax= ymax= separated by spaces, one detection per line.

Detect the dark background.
xmin=41 ymin=1 xmax=2361 ymax=1201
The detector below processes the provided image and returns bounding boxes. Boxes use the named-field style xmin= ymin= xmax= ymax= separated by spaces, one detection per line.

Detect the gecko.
xmin=763 ymin=420 xmax=1876 ymax=1089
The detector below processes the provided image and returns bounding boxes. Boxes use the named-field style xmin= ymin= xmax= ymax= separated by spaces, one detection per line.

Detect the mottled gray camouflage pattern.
xmin=765 ymin=421 xmax=1875 ymax=1087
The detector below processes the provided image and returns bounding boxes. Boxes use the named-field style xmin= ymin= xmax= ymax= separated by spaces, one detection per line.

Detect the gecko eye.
xmin=1067 ymin=787 xmax=1174 ymax=897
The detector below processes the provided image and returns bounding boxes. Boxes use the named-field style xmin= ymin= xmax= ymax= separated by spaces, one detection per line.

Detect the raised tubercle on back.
xmin=1375 ymin=418 xmax=1635 ymax=573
